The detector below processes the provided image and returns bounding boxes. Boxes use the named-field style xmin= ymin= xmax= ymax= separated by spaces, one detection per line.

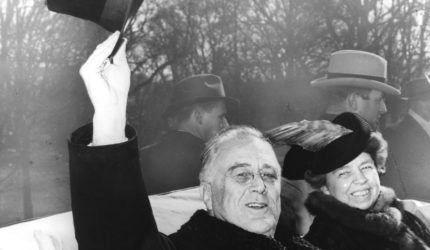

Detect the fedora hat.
xmin=164 ymin=74 xmax=239 ymax=117
xmin=311 ymin=50 xmax=400 ymax=96
xmin=402 ymin=76 xmax=430 ymax=100
xmin=46 ymin=0 xmax=144 ymax=32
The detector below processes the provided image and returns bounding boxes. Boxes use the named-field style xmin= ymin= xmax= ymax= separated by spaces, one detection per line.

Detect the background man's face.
xmin=355 ymin=89 xmax=387 ymax=125
xmin=200 ymin=101 xmax=228 ymax=141
xmin=206 ymin=137 xmax=281 ymax=236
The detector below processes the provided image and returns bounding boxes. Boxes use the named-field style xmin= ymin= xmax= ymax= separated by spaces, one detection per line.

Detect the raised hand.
xmin=79 ymin=31 xmax=130 ymax=145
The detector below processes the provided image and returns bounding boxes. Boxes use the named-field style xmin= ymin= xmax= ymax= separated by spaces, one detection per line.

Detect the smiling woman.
xmin=284 ymin=112 xmax=430 ymax=250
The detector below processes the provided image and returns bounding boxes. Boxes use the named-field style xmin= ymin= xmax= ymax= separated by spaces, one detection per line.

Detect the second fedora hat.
xmin=311 ymin=50 xmax=400 ymax=96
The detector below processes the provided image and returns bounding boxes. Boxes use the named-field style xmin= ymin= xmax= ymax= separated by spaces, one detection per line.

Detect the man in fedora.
xmin=311 ymin=50 xmax=400 ymax=129
xmin=140 ymin=74 xmax=238 ymax=194
xmin=381 ymin=77 xmax=430 ymax=202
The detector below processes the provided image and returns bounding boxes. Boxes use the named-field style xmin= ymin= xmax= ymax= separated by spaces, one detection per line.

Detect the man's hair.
xmin=304 ymin=131 xmax=388 ymax=189
xmin=326 ymin=86 xmax=372 ymax=105
xmin=199 ymin=125 xmax=270 ymax=184
xmin=167 ymin=101 xmax=223 ymax=129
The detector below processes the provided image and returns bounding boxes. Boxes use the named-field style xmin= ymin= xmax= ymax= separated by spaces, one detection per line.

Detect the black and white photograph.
xmin=1 ymin=0 xmax=430 ymax=249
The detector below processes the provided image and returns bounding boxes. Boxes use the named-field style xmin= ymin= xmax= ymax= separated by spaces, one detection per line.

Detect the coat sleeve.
xmin=68 ymin=124 xmax=176 ymax=250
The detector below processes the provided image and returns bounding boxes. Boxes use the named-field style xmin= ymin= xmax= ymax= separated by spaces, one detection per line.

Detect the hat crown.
xmin=173 ymin=74 xmax=226 ymax=100
xmin=328 ymin=50 xmax=387 ymax=79
xmin=332 ymin=112 xmax=372 ymax=135
xmin=164 ymin=74 xmax=238 ymax=116
xmin=47 ymin=0 xmax=143 ymax=32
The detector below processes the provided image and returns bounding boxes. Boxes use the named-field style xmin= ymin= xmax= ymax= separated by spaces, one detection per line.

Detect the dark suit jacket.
xmin=140 ymin=131 xmax=204 ymax=194
xmin=381 ymin=114 xmax=430 ymax=201
xmin=68 ymin=124 xmax=173 ymax=250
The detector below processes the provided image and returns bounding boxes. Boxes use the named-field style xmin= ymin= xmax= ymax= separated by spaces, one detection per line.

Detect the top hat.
xmin=46 ymin=0 xmax=144 ymax=32
xmin=402 ymin=76 xmax=430 ymax=100
xmin=311 ymin=50 xmax=400 ymax=96
xmin=164 ymin=74 xmax=239 ymax=117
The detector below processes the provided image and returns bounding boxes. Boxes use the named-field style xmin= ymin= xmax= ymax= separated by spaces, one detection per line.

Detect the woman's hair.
xmin=304 ymin=131 xmax=388 ymax=189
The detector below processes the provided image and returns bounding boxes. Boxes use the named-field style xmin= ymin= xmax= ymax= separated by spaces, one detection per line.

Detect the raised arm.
xmin=69 ymin=33 xmax=173 ymax=250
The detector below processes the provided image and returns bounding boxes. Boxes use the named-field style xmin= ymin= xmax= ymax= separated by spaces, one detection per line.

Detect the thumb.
xmin=113 ymin=38 xmax=128 ymax=66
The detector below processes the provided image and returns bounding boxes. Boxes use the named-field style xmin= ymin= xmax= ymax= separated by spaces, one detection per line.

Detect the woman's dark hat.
xmin=311 ymin=112 xmax=372 ymax=175
xmin=46 ymin=0 xmax=144 ymax=32
xmin=282 ymin=113 xmax=372 ymax=179
xmin=282 ymin=146 xmax=315 ymax=180
xmin=164 ymin=74 xmax=239 ymax=117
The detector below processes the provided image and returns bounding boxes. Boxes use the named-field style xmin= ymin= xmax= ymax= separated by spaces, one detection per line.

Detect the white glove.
xmin=79 ymin=31 xmax=130 ymax=146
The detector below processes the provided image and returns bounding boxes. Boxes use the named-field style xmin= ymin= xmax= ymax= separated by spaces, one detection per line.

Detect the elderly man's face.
xmin=203 ymin=137 xmax=281 ymax=236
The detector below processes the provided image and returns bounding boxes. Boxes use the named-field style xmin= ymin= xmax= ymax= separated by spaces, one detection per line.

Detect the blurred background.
xmin=0 ymin=0 xmax=429 ymax=226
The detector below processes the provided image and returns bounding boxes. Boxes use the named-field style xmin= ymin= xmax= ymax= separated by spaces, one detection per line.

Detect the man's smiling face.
xmin=203 ymin=136 xmax=281 ymax=236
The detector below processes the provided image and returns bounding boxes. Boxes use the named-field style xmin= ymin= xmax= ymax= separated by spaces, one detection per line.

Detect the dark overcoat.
xmin=140 ymin=130 xmax=204 ymax=194
xmin=381 ymin=114 xmax=430 ymax=201
xmin=68 ymin=124 xmax=320 ymax=250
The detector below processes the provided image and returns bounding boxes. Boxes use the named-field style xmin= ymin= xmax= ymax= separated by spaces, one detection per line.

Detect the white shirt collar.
xmin=409 ymin=109 xmax=430 ymax=138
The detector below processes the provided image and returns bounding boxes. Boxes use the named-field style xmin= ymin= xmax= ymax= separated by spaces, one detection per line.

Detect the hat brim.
xmin=47 ymin=0 xmax=144 ymax=33
xmin=311 ymin=77 xmax=400 ymax=96
xmin=401 ymin=89 xmax=430 ymax=101
xmin=163 ymin=96 xmax=239 ymax=118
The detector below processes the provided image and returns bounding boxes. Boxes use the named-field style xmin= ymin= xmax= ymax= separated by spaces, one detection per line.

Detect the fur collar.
xmin=306 ymin=187 xmax=402 ymax=236
xmin=171 ymin=209 xmax=319 ymax=250
xmin=305 ymin=187 xmax=430 ymax=250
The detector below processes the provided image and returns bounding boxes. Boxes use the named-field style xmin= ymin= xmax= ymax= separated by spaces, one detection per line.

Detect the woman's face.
xmin=322 ymin=152 xmax=380 ymax=210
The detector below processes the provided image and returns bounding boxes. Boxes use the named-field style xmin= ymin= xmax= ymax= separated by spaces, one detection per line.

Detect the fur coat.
xmin=169 ymin=209 xmax=320 ymax=250
xmin=304 ymin=187 xmax=430 ymax=250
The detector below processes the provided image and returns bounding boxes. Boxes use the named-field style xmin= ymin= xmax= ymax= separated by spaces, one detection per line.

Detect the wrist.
xmin=91 ymin=108 xmax=127 ymax=146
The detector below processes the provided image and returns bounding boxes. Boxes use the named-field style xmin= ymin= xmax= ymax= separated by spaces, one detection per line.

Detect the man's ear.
xmin=321 ymin=185 xmax=330 ymax=195
xmin=201 ymin=183 xmax=213 ymax=211
xmin=192 ymin=108 xmax=203 ymax=125
xmin=347 ymin=93 xmax=358 ymax=111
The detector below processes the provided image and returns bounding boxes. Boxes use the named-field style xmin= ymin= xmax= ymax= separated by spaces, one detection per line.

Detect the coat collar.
xmin=171 ymin=210 xmax=319 ymax=250
xmin=305 ymin=187 xmax=403 ymax=237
